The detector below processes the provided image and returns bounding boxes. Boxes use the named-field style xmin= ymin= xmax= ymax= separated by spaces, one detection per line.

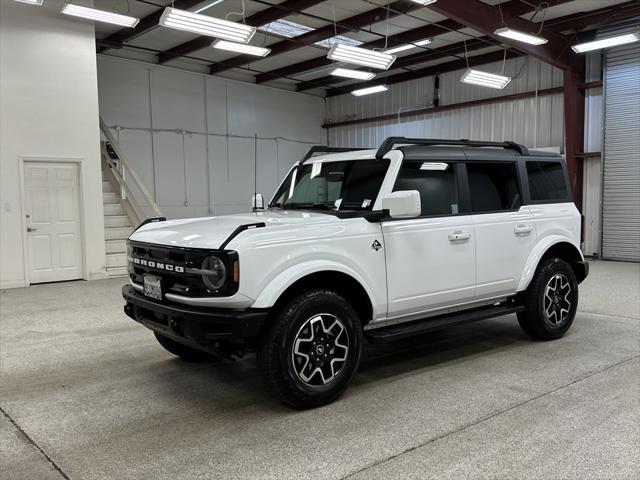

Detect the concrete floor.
xmin=1 ymin=260 xmax=639 ymax=480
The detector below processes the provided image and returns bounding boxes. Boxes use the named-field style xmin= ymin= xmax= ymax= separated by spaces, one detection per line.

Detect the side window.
xmin=393 ymin=161 xmax=460 ymax=216
xmin=467 ymin=162 xmax=521 ymax=213
xmin=526 ymin=161 xmax=567 ymax=201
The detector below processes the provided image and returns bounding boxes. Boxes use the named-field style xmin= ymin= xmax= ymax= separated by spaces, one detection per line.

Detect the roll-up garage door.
xmin=602 ymin=42 xmax=640 ymax=262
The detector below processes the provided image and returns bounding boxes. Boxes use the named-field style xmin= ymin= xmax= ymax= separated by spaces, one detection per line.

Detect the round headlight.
xmin=201 ymin=256 xmax=226 ymax=291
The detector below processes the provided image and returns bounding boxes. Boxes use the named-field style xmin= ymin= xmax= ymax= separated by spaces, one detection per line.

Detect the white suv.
xmin=123 ymin=137 xmax=589 ymax=408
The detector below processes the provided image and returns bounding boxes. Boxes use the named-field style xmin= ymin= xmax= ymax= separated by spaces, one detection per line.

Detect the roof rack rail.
xmin=375 ymin=137 xmax=528 ymax=159
xmin=300 ymin=146 xmax=368 ymax=163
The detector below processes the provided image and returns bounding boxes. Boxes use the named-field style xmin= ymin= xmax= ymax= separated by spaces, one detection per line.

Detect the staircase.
xmin=102 ymin=181 xmax=134 ymax=276
xmin=100 ymin=116 xmax=163 ymax=278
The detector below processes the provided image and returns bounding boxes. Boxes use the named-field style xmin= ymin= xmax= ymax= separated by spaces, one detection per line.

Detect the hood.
xmin=129 ymin=210 xmax=339 ymax=249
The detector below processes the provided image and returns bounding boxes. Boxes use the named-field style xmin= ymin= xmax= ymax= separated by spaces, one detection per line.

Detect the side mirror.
xmin=382 ymin=191 xmax=421 ymax=218
xmin=251 ymin=193 xmax=264 ymax=211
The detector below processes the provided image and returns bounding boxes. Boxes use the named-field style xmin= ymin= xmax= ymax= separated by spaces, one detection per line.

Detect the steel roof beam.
xmin=256 ymin=0 xmax=573 ymax=84
xmin=425 ymin=0 xmax=577 ymax=71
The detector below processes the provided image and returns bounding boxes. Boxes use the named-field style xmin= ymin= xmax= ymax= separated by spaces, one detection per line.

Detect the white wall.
xmin=0 ymin=1 xmax=105 ymax=288
xmin=97 ymin=56 xmax=326 ymax=218
xmin=326 ymin=57 xmax=565 ymax=150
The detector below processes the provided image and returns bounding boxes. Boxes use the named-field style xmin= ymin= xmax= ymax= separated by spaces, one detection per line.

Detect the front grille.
xmin=128 ymin=241 xmax=237 ymax=298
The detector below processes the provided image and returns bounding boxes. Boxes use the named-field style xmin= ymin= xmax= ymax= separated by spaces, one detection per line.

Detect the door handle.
xmin=448 ymin=231 xmax=471 ymax=242
xmin=514 ymin=225 xmax=533 ymax=235
xmin=26 ymin=214 xmax=37 ymax=233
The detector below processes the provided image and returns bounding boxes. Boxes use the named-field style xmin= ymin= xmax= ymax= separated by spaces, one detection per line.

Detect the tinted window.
xmin=272 ymin=159 xmax=390 ymax=210
xmin=394 ymin=162 xmax=460 ymax=216
xmin=467 ymin=162 xmax=521 ymax=213
xmin=527 ymin=161 xmax=567 ymax=201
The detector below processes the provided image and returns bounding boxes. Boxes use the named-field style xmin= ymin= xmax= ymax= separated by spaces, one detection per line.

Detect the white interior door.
xmin=24 ymin=162 xmax=83 ymax=283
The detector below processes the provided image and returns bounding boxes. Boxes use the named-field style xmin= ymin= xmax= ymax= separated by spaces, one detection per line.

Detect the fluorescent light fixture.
xmin=410 ymin=0 xmax=437 ymax=5
xmin=386 ymin=38 xmax=432 ymax=54
xmin=571 ymin=31 xmax=640 ymax=53
xmin=159 ymin=7 xmax=255 ymax=43
xmin=61 ymin=3 xmax=140 ymax=28
xmin=193 ymin=0 xmax=225 ymax=14
xmin=330 ymin=68 xmax=376 ymax=81
xmin=13 ymin=0 xmax=43 ymax=5
xmin=460 ymin=69 xmax=511 ymax=89
xmin=351 ymin=85 xmax=389 ymax=96
xmin=327 ymin=44 xmax=396 ymax=70
xmin=212 ymin=40 xmax=270 ymax=57
xmin=494 ymin=27 xmax=548 ymax=45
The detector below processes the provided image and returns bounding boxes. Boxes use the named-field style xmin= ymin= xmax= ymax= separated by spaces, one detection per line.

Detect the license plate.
xmin=143 ymin=275 xmax=162 ymax=300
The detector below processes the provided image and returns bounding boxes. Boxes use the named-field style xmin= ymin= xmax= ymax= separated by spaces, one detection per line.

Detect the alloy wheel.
xmin=291 ymin=313 xmax=349 ymax=386
xmin=543 ymin=273 xmax=572 ymax=326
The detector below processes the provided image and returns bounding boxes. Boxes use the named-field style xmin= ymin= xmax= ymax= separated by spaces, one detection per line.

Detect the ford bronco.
xmin=123 ymin=137 xmax=588 ymax=408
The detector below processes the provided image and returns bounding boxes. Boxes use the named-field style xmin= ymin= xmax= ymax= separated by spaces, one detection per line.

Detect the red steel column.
xmin=563 ymin=66 xmax=586 ymax=213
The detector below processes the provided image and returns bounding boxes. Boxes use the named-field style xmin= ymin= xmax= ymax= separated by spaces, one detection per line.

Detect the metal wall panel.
xmin=97 ymin=56 xmax=325 ymax=218
xmin=326 ymin=57 xmax=565 ymax=149
xmin=602 ymin=43 xmax=640 ymax=262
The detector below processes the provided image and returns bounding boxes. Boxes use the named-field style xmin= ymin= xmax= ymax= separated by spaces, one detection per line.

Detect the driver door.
xmin=382 ymin=158 xmax=477 ymax=320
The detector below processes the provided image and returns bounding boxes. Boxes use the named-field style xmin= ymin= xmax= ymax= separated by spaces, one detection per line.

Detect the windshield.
xmin=270 ymin=158 xmax=390 ymax=211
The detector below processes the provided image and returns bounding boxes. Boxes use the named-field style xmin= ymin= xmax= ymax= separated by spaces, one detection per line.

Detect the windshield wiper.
xmin=268 ymin=202 xmax=283 ymax=209
xmin=286 ymin=203 xmax=336 ymax=210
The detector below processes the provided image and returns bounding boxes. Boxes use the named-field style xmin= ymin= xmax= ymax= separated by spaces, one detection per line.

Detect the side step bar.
xmin=365 ymin=304 xmax=524 ymax=344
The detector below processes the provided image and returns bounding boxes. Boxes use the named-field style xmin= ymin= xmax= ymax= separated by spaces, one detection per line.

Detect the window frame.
xmin=462 ymin=160 xmax=525 ymax=215
xmin=388 ymin=159 xmax=471 ymax=220
xmin=522 ymin=159 xmax=572 ymax=205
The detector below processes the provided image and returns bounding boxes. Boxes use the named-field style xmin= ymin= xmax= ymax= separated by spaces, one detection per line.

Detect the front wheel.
xmin=257 ymin=289 xmax=363 ymax=409
xmin=517 ymin=257 xmax=578 ymax=340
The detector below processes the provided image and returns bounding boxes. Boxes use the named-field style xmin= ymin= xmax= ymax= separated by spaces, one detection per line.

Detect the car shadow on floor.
xmin=147 ymin=314 xmax=534 ymax=411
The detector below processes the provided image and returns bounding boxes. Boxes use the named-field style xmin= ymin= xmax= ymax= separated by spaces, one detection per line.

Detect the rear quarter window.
xmin=526 ymin=161 xmax=568 ymax=201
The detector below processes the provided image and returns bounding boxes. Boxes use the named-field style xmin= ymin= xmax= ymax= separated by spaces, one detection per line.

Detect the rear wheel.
xmin=154 ymin=332 xmax=220 ymax=362
xmin=517 ymin=257 xmax=578 ymax=340
xmin=257 ymin=289 xmax=363 ymax=409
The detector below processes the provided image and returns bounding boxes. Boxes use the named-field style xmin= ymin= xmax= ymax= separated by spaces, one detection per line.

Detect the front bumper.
xmin=122 ymin=285 xmax=268 ymax=350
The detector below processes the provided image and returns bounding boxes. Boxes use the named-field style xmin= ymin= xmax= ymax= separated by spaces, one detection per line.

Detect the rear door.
xmin=465 ymin=158 xmax=536 ymax=298
xmin=382 ymin=154 xmax=476 ymax=320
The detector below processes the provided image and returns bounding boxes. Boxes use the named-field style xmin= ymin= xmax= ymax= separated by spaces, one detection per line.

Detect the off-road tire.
xmin=517 ymin=257 xmax=578 ymax=340
xmin=154 ymin=332 xmax=221 ymax=362
xmin=257 ymin=289 xmax=363 ymax=409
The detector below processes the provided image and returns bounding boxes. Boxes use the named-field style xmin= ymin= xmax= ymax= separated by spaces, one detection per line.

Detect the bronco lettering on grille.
xmin=129 ymin=257 xmax=185 ymax=273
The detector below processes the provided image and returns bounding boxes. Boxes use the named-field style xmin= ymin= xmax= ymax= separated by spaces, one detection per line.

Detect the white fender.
xmin=517 ymin=235 xmax=584 ymax=292
xmin=251 ymin=259 xmax=380 ymax=318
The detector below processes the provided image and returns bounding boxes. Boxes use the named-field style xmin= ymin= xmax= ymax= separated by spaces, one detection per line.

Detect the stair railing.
xmin=99 ymin=116 xmax=162 ymax=223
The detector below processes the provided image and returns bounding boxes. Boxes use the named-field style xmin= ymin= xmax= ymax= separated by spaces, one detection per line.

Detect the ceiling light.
xmin=410 ymin=0 xmax=437 ymax=5
xmin=386 ymin=38 xmax=432 ymax=54
xmin=193 ymin=0 xmax=225 ymax=14
xmin=61 ymin=3 xmax=140 ymax=27
xmin=352 ymin=85 xmax=389 ymax=96
xmin=159 ymin=7 xmax=255 ymax=43
xmin=13 ymin=0 xmax=43 ymax=5
xmin=572 ymin=31 xmax=640 ymax=53
xmin=327 ymin=44 xmax=396 ymax=70
xmin=212 ymin=40 xmax=270 ymax=57
xmin=460 ymin=69 xmax=511 ymax=89
xmin=331 ymin=68 xmax=376 ymax=81
xmin=494 ymin=27 xmax=548 ymax=45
